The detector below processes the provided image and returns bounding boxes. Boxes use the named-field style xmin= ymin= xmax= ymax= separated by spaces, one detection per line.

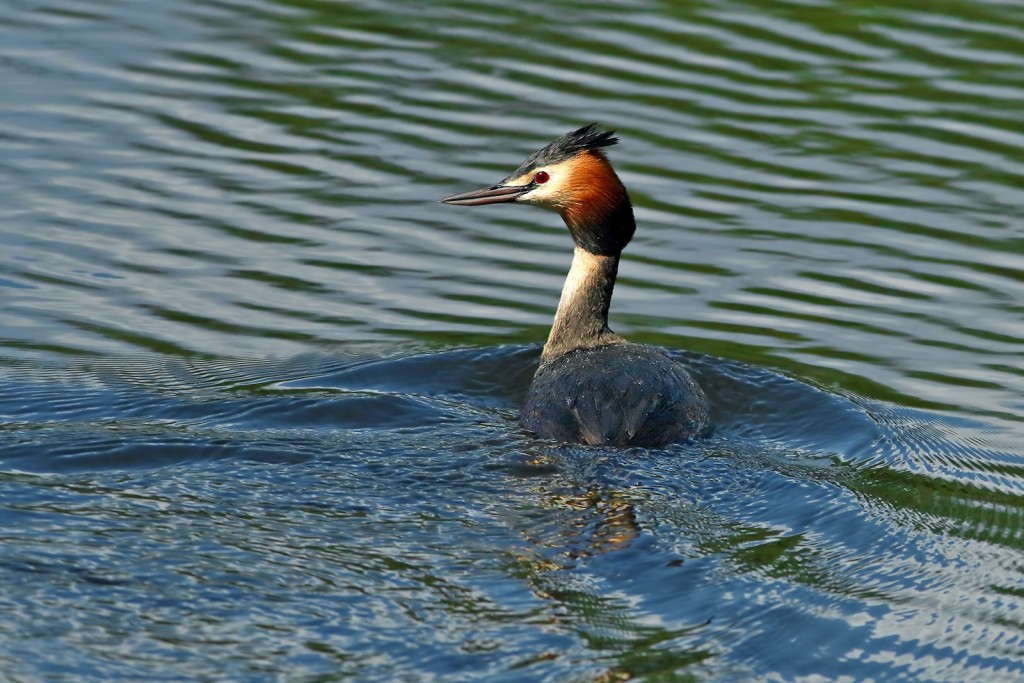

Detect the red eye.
xmin=533 ymin=171 xmax=549 ymax=184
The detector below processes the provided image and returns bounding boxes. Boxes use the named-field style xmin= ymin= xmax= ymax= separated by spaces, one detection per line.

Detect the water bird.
xmin=441 ymin=124 xmax=710 ymax=447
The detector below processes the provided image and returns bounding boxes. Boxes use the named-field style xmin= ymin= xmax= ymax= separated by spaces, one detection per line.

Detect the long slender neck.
xmin=541 ymin=247 xmax=622 ymax=363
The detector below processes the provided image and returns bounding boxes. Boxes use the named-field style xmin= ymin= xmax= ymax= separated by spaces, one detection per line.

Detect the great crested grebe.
xmin=441 ymin=124 xmax=710 ymax=447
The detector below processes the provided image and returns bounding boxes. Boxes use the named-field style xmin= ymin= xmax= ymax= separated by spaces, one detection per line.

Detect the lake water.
xmin=1 ymin=0 xmax=1022 ymax=680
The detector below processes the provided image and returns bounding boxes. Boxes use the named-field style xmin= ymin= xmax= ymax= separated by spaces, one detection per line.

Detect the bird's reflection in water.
xmin=541 ymin=487 xmax=641 ymax=560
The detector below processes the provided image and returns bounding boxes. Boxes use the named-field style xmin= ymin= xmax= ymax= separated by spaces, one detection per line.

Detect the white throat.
xmin=541 ymin=247 xmax=621 ymax=362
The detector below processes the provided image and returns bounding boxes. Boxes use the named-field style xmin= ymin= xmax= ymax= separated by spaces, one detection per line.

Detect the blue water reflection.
xmin=1 ymin=0 xmax=1022 ymax=680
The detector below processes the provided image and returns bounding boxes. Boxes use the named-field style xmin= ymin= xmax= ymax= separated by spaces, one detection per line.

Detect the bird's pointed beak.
xmin=440 ymin=183 xmax=530 ymax=206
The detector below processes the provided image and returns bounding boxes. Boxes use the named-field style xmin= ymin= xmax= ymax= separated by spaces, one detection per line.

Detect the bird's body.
xmin=522 ymin=343 xmax=710 ymax=447
xmin=442 ymin=124 xmax=710 ymax=447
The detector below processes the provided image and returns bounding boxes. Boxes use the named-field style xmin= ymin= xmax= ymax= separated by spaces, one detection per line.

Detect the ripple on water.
xmin=1 ymin=0 xmax=1023 ymax=680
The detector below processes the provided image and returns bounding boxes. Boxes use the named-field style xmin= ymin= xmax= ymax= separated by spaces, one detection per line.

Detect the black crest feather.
xmin=508 ymin=123 xmax=619 ymax=179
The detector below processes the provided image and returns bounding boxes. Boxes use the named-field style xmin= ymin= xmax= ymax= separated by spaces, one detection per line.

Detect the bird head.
xmin=441 ymin=124 xmax=636 ymax=256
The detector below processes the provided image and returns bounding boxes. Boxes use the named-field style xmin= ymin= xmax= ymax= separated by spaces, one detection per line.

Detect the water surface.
xmin=1 ymin=0 xmax=1022 ymax=680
